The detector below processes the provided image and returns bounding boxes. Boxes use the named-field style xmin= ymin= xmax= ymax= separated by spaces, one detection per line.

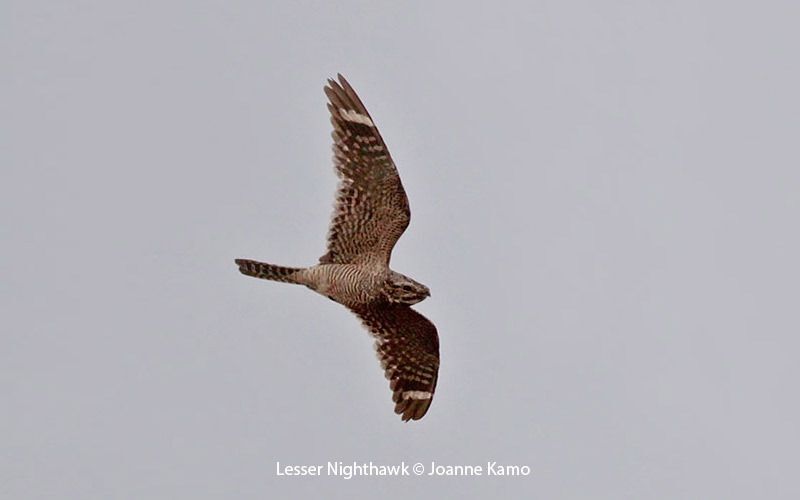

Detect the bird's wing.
xmin=320 ymin=74 xmax=411 ymax=266
xmin=348 ymin=302 xmax=440 ymax=421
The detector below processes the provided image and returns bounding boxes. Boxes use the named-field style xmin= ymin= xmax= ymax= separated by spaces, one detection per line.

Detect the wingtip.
xmin=327 ymin=73 xmax=351 ymax=94
xmin=395 ymin=398 xmax=432 ymax=422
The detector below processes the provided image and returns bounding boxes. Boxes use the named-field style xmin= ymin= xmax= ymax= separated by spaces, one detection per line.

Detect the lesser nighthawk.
xmin=235 ymin=75 xmax=439 ymax=421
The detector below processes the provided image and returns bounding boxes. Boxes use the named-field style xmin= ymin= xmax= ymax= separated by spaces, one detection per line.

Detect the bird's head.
xmin=384 ymin=271 xmax=430 ymax=305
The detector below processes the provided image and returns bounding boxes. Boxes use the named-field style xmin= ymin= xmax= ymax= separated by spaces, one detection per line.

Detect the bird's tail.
xmin=235 ymin=259 xmax=306 ymax=284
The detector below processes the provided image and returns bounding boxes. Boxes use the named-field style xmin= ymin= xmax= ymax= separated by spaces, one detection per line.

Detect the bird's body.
xmin=237 ymin=260 xmax=397 ymax=306
xmin=303 ymin=263 xmax=390 ymax=305
xmin=236 ymin=75 xmax=439 ymax=421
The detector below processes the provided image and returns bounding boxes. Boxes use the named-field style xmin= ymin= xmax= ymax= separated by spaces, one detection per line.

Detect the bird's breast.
xmin=309 ymin=264 xmax=387 ymax=305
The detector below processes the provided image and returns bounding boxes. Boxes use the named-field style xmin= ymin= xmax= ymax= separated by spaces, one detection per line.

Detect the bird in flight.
xmin=235 ymin=75 xmax=439 ymax=421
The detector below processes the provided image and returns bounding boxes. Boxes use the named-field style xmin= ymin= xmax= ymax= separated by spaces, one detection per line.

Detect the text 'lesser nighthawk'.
xmin=235 ymin=75 xmax=439 ymax=421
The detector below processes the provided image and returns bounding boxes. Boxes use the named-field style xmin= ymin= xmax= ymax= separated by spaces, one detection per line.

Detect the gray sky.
xmin=3 ymin=1 xmax=799 ymax=498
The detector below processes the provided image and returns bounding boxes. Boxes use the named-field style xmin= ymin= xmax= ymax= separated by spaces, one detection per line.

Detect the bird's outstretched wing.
xmin=348 ymin=303 xmax=440 ymax=421
xmin=320 ymin=74 xmax=410 ymax=266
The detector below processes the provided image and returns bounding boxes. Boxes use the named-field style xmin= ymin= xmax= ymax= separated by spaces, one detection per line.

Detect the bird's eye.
xmin=401 ymin=285 xmax=413 ymax=291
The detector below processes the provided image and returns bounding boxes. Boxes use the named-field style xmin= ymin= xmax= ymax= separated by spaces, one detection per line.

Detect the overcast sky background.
xmin=3 ymin=1 xmax=799 ymax=498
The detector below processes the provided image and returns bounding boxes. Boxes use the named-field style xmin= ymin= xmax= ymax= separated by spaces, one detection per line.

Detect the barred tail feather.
xmin=235 ymin=259 xmax=305 ymax=284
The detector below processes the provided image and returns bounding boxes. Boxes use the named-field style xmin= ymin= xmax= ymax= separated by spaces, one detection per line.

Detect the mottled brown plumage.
xmin=235 ymin=75 xmax=439 ymax=421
